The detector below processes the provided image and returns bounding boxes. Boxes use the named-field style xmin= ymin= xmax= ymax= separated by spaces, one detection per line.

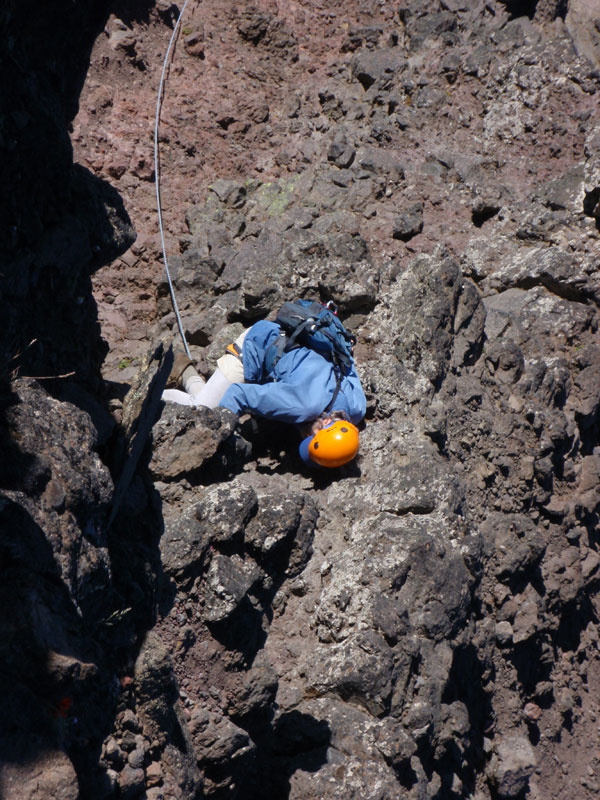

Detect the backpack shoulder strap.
xmin=323 ymin=368 xmax=343 ymax=413
xmin=263 ymin=329 xmax=288 ymax=379
xmin=285 ymin=314 xmax=326 ymax=350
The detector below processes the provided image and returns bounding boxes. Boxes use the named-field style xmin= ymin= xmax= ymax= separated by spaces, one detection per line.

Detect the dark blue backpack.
xmin=264 ymin=299 xmax=356 ymax=378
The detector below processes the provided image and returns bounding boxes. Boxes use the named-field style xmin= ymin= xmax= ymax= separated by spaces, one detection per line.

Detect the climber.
xmin=162 ymin=318 xmax=366 ymax=468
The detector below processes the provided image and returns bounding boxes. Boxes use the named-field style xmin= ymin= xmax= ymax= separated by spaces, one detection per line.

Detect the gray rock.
xmin=226 ymin=663 xmax=279 ymax=722
xmin=392 ymin=202 xmax=423 ymax=241
xmin=355 ymin=146 xmax=406 ymax=181
xmin=482 ymin=513 xmax=546 ymax=582
xmin=365 ymin=247 xmax=466 ymax=409
xmin=236 ymin=8 xmax=270 ymax=43
xmin=245 ymin=493 xmax=304 ymax=556
xmin=535 ymin=164 xmax=585 ymax=212
xmin=157 ymin=254 xmax=223 ymax=321
xmin=127 ymin=748 xmax=145 ymax=769
xmin=203 ymin=554 xmax=262 ymax=623
xmin=307 ymin=630 xmax=395 ymax=715
xmin=471 ymin=183 xmax=511 ymax=225
xmin=407 ymin=10 xmax=457 ymax=50
xmin=351 ymin=48 xmax=404 ymax=90
xmin=133 ymin=633 xmax=179 ymax=744
xmin=161 ymin=483 xmax=258 ymax=583
xmin=118 ymin=765 xmax=145 ymax=798
xmin=120 ymin=730 xmax=138 ymax=752
xmin=150 ymin=403 xmax=238 ymax=482
xmin=103 ymin=737 xmax=126 ymax=769
xmin=110 ymin=342 xmax=172 ymax=527
xmin=340 ymin=25 xmax=386 ymax=53
xmin=464 ymin=43 xmax=496 ymax=77
xmin=483 ymin=287 xmax=595 ymax=353
xmin=512 ymin=592 xmax=543 ymax=644
xmin=0 ymin=750 xmax=79 ymax=800
xmin=145 ymin=761 xmax=163 ymax=787
xmin=584 ymin=125 xmax=600 ymax=218
xmin=441 ymin=51 xmax=461 ymax=83
xmin=189 ymin=709 xmax=254 ymax=766
xmin=119 ymin=709 xmax=142 ymax=733
xmin=188 ymin=709 xmax=255 ymax=795
xmin=209 ymin=179 xmax=247 ymax=208
xmin=327 ymin=133 xmax=356 ymax=168
xmin=279 ymin=699 xmax=411 ymax=799
xmin=566 ymin=0 xmax=600 ymax=68
xmin=495 ymin=621 xmax=514 ymax=646
xmin=488 ymin=734 xmax=537 ymax=798
xmin=464 ymin=239 xmax=600 ymax=304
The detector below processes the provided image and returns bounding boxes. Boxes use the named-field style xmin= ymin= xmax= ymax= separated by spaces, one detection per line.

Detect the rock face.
xmin=2 ymin=1 xmax=600 ymax=800
xmin=0 ymin=1 xmax=134 ymax=383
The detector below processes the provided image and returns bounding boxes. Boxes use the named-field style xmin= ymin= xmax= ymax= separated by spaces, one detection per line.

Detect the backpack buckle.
xmin=226 ymin=342 xmax=242 ymax=360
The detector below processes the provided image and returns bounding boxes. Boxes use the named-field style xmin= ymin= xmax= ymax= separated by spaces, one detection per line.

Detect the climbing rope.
xmin=154 ymin=0 xmax=192 ymax=358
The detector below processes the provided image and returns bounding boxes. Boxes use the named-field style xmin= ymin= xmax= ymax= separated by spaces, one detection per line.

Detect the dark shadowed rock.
xmin=118 ymin=765 xmax=145 ymax=798
xmin=226 ymin=662 xmax=279 ymax=722
xmin=110 ymin=342 xmax=172 ymax=527
xmin=327 ymin=132 xmax=356 ymax=168
xmin=188 ymin=708 xmax=255 ymax=796
xmin=133 ymin=633 xmax=202 ymax=794
xmin=189 ymin=709 xmax=255 ymax=767
xmin=1 ymin=379 xmax=113 ymax=617
xmin=134 ymin=633 xmax=180 ymax=742
xmin=392 ymin=201 xmax=424 ymax=241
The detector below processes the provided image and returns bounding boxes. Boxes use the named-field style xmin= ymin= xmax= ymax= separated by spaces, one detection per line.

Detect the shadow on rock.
xmin=201 ymin=491 xmax=319 ymax=667
xmin=0 ymin=1 xmax=136 ymax=381
xmin=0 ymin=379 xmax=36 ymax=489
xmin=0 ymin=497 xmax=118 ymax=798
xmin=243 ymin=417 xmax=364 ymax=482
xmin=238 ymin=711 xmax=331 ymax=800
xmin=437 ymin=643 xmax=496 ymax=798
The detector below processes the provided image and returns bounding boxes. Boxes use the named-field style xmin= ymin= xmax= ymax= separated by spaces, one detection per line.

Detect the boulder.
xmin=150 ymin=404 xmax=239 ymax=481
xmin=488 ymin=734 xmax=537 ymax=798
xmin=0 ymin=750 xmax=79 ymax=800
xmin=566 ymin=0 xmax=600 ymax=68
xmin=392 ymin=202 xmax=423 ymax=241
xmin=161 ymin=483 xmax=258 ymax=583
xmin=203 ymin=554 xmax=262 ymax=624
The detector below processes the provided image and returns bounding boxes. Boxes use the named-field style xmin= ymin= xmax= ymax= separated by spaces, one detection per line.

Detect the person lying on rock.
xmin=162 ymin=313 xmax=366 ymax=468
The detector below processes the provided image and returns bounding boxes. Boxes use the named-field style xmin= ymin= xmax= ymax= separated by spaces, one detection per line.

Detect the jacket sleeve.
xmin=220 ymin=380 xmax=322 ymax=423
xmin=342 ymin=372 xmax=367 ymax=425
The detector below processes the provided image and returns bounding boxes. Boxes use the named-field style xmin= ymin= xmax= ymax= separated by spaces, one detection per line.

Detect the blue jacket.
xmin=220 ymin=320 xmax=367 ymax=425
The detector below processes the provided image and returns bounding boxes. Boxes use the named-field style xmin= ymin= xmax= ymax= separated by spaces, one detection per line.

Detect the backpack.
xmin=263 ymin=299 xmax=356 ymax=390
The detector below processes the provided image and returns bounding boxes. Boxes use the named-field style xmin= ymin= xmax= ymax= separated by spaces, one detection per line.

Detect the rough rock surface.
xmin=2 ymin=1 xmax=600 ymax=799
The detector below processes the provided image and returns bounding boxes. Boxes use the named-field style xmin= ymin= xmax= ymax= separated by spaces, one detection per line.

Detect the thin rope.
xmin=154 ymin=0 xmax=192 ymax=358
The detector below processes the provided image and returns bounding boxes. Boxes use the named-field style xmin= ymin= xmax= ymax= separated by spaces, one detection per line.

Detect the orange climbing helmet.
xmin=299 ymin=420 xmax=360 ymax=468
